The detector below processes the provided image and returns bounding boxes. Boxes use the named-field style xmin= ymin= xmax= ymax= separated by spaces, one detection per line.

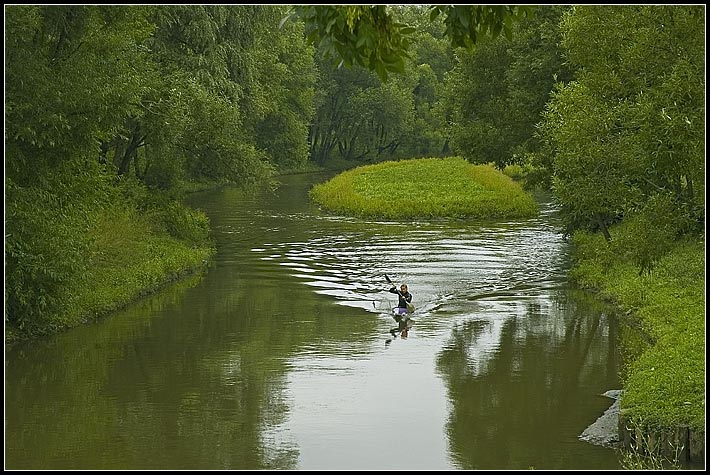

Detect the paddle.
xmin=384 ymin=274 xmax=415 ymax=313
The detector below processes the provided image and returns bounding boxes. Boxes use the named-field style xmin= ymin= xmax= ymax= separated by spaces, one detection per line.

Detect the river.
xmin=5 ymin=172 xmax=622 ymax=469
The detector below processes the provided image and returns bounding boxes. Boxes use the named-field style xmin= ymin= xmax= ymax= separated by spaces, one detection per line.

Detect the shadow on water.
xmin=6 ymin=172 xmax=625 ymax=470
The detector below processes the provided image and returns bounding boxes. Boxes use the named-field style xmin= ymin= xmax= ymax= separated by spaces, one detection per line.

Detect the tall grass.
xmin=55 ymin=203 xmax=215 ymax=333
xmin=309 ymin=157 xmax=538 ymax=219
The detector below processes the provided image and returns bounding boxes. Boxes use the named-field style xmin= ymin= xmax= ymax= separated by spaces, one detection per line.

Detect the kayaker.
xmin=389 ymin=283 xmax=413 ymax=310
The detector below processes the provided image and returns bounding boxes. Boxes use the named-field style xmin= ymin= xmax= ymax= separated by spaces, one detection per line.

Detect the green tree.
xmin=441 ymin=6 xmax=572 ymax=170
xmin=118 ymin=5 xmax=274 ymax=187
xmin=396 ymin=6 xmax=454 ymax=158
xmin=307 ymin=6 xmax=455 ymax=165
xmin=308 ymin=51 xmax=418 ymax=164
xmin=253 ymin=10 xmax=316 ymax=170
xmin=308 ymin=58 xmax=378 ymax=164
xmin=5 ymin=5 xmax=155 ymax=331
xmin=536 ymin=5 xmax=704 ymax=245
xmin=443 ymin=36 xmax=513 ymax=167
xmin=5 ymin=5 xmax=154 ymax=184
xmin=5 ymin=5 xmax=317 ymax=335
xmin=107 ymin=5 xmax=318 ymax=187
xmin=539 ymin=81 xmax=638 ymax=240
xmin=290 ymin=5 xmax=533 ymax=81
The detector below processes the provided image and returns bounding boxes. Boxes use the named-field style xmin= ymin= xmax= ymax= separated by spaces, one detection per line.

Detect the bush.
xmin=5 ymin=173 xmax=105 ymax=334
xmin=620 ymin=192 xmax=691 ymax=275
xmin=161 ymin=202 xmax=211 ymax=245
xmin=138 ymin=190 xmax=211 ymax=246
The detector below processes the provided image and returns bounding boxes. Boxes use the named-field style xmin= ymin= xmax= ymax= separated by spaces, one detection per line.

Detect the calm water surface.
xmin=5 ymin=172 xmax=622 ymax=470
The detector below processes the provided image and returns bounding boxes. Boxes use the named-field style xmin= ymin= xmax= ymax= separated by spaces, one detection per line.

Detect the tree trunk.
xmin=117 ymin=130 xmax=144 ymax=176
xmin=442 ymin=138 xmax=451 ymax=155
xmin=597 ymin=217 xmax=612 ymax=243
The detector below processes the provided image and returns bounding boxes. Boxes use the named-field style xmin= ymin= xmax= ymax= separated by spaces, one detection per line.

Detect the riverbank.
xmin=5 ymin=202 xmax=215 ymax=345
xmin=5 ymin=160 xmax=356 ymax=346
xmin=569 ymin=225 xmax=705 ymax=465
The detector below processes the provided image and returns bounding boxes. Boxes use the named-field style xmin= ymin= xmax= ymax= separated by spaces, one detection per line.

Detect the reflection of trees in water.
xmin=5 ymin=269 xmax=313 ymax=469
xmin=435 ymin=292 xmax=620 ymax=470
xmin=6 ymin=275 xmax=204 ymax=469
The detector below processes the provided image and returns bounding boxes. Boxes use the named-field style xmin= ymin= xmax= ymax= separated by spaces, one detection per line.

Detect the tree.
xmin=252 ymin=9 xmax=316 ymax=170
xmin=5 ymin=5 xmax=155 ymax=184
xmin=5 ymin=5 xmax=155 ymax=330
xmin=536 ymin=5 xmax=705 ymax=245
xmin=440 ymin=6 xmax=572 ymax=170
xmin=306 ymin=6 xmax=461 ymax=165
xmin=133 ymin=5 xmax=316 ymax=186
xmin=288 ymin=5 xmax=534 ymax=81
xmin=395 ymin=6 xmax=454 ymax=158
xmin=539 ymin=81 xmax=638 ymax=240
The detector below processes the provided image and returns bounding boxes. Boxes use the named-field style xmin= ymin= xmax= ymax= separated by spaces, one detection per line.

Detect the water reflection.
xmin=5 ymin=271 xmax=303 ymax=470
xmin=436 ymin=291 xmax=621 ymax=470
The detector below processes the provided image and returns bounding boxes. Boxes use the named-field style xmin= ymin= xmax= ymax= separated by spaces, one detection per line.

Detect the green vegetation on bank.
xmin=5 ymin=173 xmax=215 ymax=344
xmin=309 ymin=157 xmax=538 ymax=220
xmin=569 ymin=224 xmax=705 ymax=432
xmin=5 ymin=5 xmax=311 ymax=342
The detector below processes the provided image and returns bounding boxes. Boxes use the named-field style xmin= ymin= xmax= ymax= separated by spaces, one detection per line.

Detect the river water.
xmin=5 ymin=172 xmax=622 ymax=469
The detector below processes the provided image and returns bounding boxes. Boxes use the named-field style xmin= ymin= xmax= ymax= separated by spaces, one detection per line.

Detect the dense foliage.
xmin=5 ymin=5 xmax=315 ymax=337
xmin=290 ymin=5 xmax=533 ymax=81
xmin=441 ymin=6 xmax=574 ymax=170
xmin=534 ymin=6 xmax=704 ymax=252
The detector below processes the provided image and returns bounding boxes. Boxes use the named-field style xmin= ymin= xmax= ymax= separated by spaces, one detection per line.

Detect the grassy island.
xmin=309 ymin=157 xmax=538 ymax=220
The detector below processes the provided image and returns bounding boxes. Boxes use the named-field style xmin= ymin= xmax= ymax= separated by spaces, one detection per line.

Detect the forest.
xmin=5 ymin=5 xmax=704 ymax=342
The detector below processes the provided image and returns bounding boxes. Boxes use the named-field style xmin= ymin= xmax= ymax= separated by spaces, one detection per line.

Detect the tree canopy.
xmin=288 ymin=5 xmax=534 ymax=80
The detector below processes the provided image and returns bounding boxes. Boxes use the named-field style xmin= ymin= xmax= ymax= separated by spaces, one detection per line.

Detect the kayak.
xmin=392 ymin=306 xmax=408 ymax=316
xmin=392 ymin=306 xmax=410 ymax=316
xmin=393 ymin=301 xmax=415 ymax=313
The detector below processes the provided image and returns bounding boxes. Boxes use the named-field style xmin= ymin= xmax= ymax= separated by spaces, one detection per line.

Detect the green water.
xmin=5 ymin=172 xmax=622 ymax=469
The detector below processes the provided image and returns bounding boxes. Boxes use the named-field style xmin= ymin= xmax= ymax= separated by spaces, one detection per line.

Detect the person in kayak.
xmin=385 ymin=283 xmax=414 ymax=346
xmin=389 ymin=283 xmax=413 ymax=312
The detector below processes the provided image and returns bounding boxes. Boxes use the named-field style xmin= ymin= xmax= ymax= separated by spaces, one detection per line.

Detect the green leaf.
xmin=492 ymin=22 xmax=502 ymax=39
xmin=278 ymin=12 xmax=293 ymax=30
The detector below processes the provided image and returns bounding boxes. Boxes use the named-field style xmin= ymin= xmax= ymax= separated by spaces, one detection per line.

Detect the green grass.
xmin=66 ymin=205 xmax=214 ymax=328
xmin=6 ymin=204 xmax=215 ymax=343
xmin=309 ymin=157 xmax=538 ymax=220
xmin=570 ymin=227 xmax=705 ymax=432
